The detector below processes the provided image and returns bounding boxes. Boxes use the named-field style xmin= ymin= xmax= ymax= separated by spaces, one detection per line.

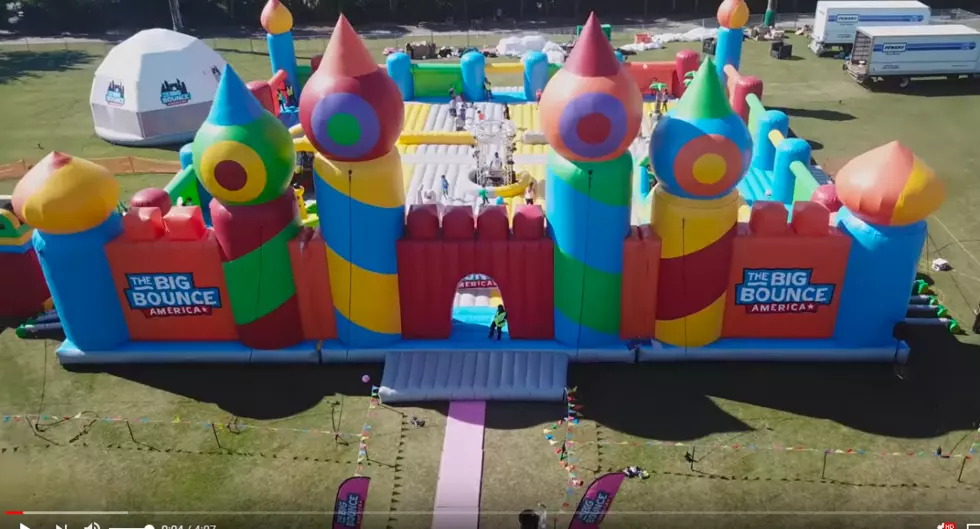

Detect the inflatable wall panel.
xmin=722 ymin=201 xmax=849 ymax=339
xmin=398 ymin=204 xmax=554 ymax=340
xmin=620 ymin=225 xmax=662 ymax=339
xmin=288 ymin=228 xmax=338 ymax=340
xmin=106 ymin=205 xmax=238 ymax=341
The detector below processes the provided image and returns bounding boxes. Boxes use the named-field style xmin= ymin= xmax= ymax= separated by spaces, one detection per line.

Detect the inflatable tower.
xmin=299 ymin=16 xmax=406 ymax=347
xmin=833 ymin=142 xmax=945 ymax=347
xmin=715 ymin=0 xmax=750 ymax=84
xmin=261 ymin=0 xmax=300 ymax=101
xmin=650 ymin=58 xmax=753 ymax=347
xmin=10 ymin=153 xmax=130 ymax=351
xmin=192 ymin=64 xmax=304 ymax=350
xmin=540 ymin=14 xmax=642 ymax=347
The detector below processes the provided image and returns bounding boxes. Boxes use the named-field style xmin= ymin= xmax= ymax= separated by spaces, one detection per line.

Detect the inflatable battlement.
xmin=404 ymin=204 xmax=547 ymax=241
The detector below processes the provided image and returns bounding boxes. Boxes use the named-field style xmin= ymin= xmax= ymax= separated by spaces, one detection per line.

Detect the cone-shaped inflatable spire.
xmin=260 ymin=0 xmax=294 ymax=34
xmin=318 ymin=15 xmax=377 ymax=78
xmin=207 ymin=65 xmax=268 ymax=126
xmin=563 ymin=13 xmax=620 ymax=77
xmin=670 ymin=58 xmax=733 ymax=120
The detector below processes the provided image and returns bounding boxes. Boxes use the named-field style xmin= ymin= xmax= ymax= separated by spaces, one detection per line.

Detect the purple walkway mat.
xmin=431 ymin=401 xmax=487 ymax=529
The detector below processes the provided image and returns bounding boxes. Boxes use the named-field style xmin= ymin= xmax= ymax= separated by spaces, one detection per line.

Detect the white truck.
xmin=845 ymin=24 xmax=980 ymax=89
xmin=809 ymin=0 xmax=930 ymax=55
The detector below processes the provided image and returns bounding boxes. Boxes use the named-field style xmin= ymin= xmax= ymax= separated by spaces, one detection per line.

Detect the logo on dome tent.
xmin=160 ymin=78 xmax=192 ymax=107
xmin=210 ymin=65 xmax=222 ymax=83
xmin=105 ymin=80 xmax=125 ymax=106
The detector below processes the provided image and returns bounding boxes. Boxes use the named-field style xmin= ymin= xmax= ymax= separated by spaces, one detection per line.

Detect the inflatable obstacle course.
xmin=0 ymin=0 xmax=949 ymax=403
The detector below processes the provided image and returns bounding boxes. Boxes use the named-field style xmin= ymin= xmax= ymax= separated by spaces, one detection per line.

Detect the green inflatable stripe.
xmin=547 ymin=150 xmax=633 ymax=207
xmin=553 ymin=248 xmax=622 ymax=335
xmin=223 ymin=223 xmax=300 ymax=324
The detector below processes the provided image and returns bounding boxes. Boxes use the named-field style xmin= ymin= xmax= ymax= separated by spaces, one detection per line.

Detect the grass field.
xmin=3 ymin=31 xmax=980 ymax=529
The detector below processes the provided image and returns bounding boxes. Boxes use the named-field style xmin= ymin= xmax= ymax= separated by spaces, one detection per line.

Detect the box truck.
xmin=845 ymin=24 xmax=980 ymax=89
xmin=809 ymin=1 xmax=931 ymax=55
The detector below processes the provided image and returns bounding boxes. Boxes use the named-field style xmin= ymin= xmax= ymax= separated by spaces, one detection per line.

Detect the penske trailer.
xmin=845 ymin=24 xmax=980 ymax=89
xmin=809 ymin=0 xmax=931 ymax=55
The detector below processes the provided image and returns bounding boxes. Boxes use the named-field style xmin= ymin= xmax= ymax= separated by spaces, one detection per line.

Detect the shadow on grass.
xmin=573 ymin=326 xmax=980 ymax=441
xmin=888 ymin=78 xmax=980 ymax=98
xmin=771 ymin=106 xmax=856 ymax=122
xmin=68 ymin=362 xmax=388 ymax=420
xmin=0 ymin=50 xmax=94 ymax=85
xmin=70 ymin=321 xmax=980 ymax=439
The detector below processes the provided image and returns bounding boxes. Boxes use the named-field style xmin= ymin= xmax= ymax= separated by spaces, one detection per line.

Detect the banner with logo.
xmin=333 ymin=476 xmax=370 ymax=529
xmin=458 ymin=273 xmax=497 ymax=289
xmin=566 ymin=473 xmax=626 ymax=529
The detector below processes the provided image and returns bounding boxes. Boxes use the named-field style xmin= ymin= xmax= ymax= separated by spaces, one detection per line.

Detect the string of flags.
xmin=1 ymin=412 xmax=360 ymax=439
xmin=354 ymin=386 xmax=381 ymax=476
xmin=564 ymin=437 xmax=977 ymax=459
xmin=542 ymin=386 xmax=585 ymax=516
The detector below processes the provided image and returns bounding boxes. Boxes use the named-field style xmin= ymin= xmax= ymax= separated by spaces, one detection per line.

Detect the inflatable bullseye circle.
xmin=308 ymin=93 xmax=382 ymax=161
xmin=558 ymin=93 xmax=630 ymax=160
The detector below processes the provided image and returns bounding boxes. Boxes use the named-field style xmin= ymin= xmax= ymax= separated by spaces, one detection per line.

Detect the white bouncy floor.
xmin=416 ymin=103 xmax=507 ymax=132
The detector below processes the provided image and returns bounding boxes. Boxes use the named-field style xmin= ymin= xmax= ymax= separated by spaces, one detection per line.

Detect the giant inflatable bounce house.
xmin=6 ymin=0 xmax=947 ymax=402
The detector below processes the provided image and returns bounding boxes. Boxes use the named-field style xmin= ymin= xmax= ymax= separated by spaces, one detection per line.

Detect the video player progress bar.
xmin=6 ymin=512 xmax=129 ymax=515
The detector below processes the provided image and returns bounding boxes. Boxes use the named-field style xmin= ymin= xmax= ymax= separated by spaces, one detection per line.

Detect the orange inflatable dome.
xmin=835 ymin=141 xmax=945 ymax=227
xmin=539 ymin=13 xmax=642 ymax=162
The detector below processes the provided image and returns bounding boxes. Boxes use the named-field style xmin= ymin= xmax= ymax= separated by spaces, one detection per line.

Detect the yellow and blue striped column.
xmin=298 ymin=15 xmax=407 ymax=346
xmin=314 ymin=152 xmax=404 ymax=346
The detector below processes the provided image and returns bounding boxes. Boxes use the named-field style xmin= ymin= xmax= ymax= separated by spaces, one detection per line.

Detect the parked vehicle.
xmin=809 ymin=0 xmax=930 ymax=55
xmin=845 ymin=24 xmax=980 ymax=89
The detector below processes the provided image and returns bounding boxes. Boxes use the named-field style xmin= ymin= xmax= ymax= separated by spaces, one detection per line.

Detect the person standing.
xmin=441 ymin=174 xmax=450 ymax=199
xmin=524 ymin=180 xmax=536 ymax=205
xmin=489 ymin=304 xmax=507 ymax=340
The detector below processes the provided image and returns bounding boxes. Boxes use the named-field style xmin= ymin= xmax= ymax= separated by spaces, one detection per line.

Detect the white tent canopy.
xmin=90 ymin=28 xmax=227 ymax=146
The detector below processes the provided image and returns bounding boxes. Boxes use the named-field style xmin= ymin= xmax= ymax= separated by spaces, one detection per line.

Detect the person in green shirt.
xmin=478 ymin=187 xmax=490 ymax=206
xmin=489 ymin=304 xmax=507 ymax=340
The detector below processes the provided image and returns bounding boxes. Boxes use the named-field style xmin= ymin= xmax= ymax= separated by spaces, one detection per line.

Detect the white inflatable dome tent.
xmin=90 ymin=29 xmax=227 ymax=146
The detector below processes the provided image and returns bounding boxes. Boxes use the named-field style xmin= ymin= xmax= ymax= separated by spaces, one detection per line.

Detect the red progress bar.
xmin=5 ymin=511 xmax=24 ymax=515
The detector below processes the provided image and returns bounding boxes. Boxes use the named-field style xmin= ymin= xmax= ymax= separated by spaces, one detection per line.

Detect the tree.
xmin=168 ymin=0 xmax=184 ymax=30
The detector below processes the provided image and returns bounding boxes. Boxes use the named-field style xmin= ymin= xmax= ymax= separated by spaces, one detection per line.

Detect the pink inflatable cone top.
xmin=318 ymin=15 xmax=377 ymax=78
xmin=564 ymin=13 xmax=620 ymax=78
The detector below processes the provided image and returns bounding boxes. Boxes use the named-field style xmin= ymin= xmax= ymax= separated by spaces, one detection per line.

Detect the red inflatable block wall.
xmin=288 ymin=228 xmax=337 ymax=341
xmin=620 ymin=225 xmax=662 ymax=339
xmin=105 ymin=206 xmax=239 ymax=341
xmin=397 ymin=204 xmax=554 ymax=340
xmin=722 ymin=202 xmax=851 ymax=339
xmin=0 ymin=249 xmax=50 ymax=319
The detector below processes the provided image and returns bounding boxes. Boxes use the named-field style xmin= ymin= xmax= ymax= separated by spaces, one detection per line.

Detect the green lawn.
xmin=3 ymin=32 xmax=980 ymax=527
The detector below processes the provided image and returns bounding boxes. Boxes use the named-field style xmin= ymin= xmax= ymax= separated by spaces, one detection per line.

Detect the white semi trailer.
xmin=845 ymin=24 xmax=980 ymax=89
xmin=809 ymin=0 xmax=931 ymax=55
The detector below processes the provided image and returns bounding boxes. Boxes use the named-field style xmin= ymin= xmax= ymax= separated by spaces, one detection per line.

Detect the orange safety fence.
xmin=0 ymin=157 xmax=181 ymax=181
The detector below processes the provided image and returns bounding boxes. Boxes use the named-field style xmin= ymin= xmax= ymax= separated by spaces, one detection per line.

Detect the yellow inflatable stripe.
xmin=655 ymin=294 xmax=727 ymax=347
xmin=403 ymin=103 xmax=432 ymax=133
xmin=313 ymin=151 xmax=405 ymax=209
xmin=890 ymin=156 xmax=944 ymax=227
xmin=325 ymin=245 xmax=401 ymax=335
xmin=653 ymin=188 xmax=739 ymax=259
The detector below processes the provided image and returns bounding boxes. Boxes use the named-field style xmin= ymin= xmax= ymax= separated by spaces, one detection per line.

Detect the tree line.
xmin=5 ymin=0 xmax=976 ymax=33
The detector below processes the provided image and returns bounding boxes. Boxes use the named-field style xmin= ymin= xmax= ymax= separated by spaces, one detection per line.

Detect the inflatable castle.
xmin=4 ymin=0 xmax=947 ymax=402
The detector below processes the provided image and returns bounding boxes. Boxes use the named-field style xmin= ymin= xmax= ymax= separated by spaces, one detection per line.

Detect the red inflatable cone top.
xmin=318 ymin=15 xmax=377 ymax=78
xmin=563 ymin=13 xmax=620 ymax=78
